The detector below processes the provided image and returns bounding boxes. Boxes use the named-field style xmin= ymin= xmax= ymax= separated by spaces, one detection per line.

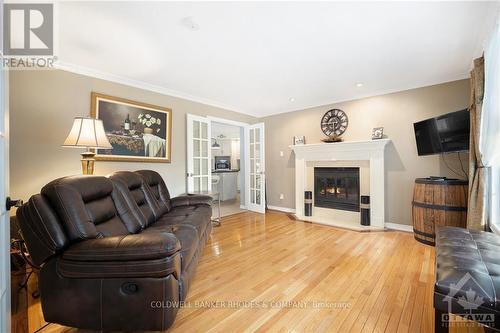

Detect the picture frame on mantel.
xmin=91 ymin=92 xmax=172 ymax=163
xmin=371 ymin=127 xmax=384 ymax=140
xmin=293 ymin=136 xmax=306 ymax=145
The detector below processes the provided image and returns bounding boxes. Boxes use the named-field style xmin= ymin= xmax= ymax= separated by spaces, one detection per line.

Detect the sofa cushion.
xmin=158 ymin=205 xmax=212 ymax=239
xmin=62 ymin=233 xmax=180 ymax=262
xmin=108 ymin=171 xmax=162 ymax=227
xmin=16 ymin=194 xmax=69 ymax=266
xmin=41 ymin=176 xmax=142 ymax=241
xmin=136 ymin=170 xmax=172 ymax=213
xmin=143 ymin=225 xmax=198 ymax=271
xmin=171 ymin=195 xmax=213 ymax=208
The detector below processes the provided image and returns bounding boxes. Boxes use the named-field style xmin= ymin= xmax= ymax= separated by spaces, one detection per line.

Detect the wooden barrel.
xmin=412 ymin=178 xmax=468 ymax=246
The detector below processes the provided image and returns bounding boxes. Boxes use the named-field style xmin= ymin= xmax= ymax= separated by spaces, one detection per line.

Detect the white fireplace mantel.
xmin=291 ymin=139 xmax=391 ymax=230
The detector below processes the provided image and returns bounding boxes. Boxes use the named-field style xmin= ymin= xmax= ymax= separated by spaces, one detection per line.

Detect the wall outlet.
xmin=279 ymin=193 xmax=284 ymax=200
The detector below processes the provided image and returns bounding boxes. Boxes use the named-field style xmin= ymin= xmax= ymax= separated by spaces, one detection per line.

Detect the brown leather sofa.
xmin=16 ymin=170 xmax=213 ymax=331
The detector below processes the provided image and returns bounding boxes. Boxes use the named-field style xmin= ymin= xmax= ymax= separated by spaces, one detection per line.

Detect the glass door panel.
xmin=247 ymin=123 xmax=265 ymax=213
xmin=187 ymin=114 xmax=211 ymax=193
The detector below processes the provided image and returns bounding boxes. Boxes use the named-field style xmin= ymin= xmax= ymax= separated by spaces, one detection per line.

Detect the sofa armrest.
xmin=171 ymin=195 xmax=213 ymax=208
xmin=62 ymin=233 xmax=180 ymax=262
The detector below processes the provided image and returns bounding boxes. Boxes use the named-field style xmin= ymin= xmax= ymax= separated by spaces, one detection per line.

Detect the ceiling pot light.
xmin=289 ymin=97 xmax=295 ymax=102
xmin=356 ymin=83 xmax=364 ymax=88
xmin=181 ymin=17 xmax=199 ymax=31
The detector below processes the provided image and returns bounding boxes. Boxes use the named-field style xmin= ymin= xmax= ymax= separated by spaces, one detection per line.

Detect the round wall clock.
xmin=320 ymin=109 xmax=348 ymax=138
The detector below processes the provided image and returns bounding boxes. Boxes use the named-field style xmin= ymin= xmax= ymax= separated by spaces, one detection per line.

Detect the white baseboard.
xmin=385 ymin=223 xmax=413 ymax=233
xmin=265 ymin=206 xmax=413 ymax=233
xmin=267 ymin=205 xmax=296 ymax=214
xmin=240 ymin=205 xmax=247 ymax=210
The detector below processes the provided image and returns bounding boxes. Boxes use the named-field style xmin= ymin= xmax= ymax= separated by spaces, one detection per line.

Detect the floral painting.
xmin=91 ymin=92 xmax=172 ymax=162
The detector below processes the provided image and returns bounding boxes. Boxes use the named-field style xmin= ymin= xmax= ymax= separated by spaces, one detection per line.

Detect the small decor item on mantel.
xmin=320 ymin=108 xmax=348 ymax=143
xmin=371 ymin=127 xmax=384 ymax=140
xmin=293 ymin=136 xmax=306 ymax=145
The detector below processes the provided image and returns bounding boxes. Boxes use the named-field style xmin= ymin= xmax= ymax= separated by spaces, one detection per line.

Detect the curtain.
xmin=467 ymin=57 xmax=486 ymax=230
xmin=467 ymin=22 xmax=500 ymax=230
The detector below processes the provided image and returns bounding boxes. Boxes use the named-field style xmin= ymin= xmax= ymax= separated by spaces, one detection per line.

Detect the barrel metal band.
xmin=413 ymin=228 xmax=435 ymax=238
xmin=305 ymin=199 xmax=313 ymax=204
xmin=413 ymin=236 xmax=435 ymax=246
xmin=412 ymin=201 xmax=467 ymax=212
xmin=360 ymin=203 xmax=370 ymax=209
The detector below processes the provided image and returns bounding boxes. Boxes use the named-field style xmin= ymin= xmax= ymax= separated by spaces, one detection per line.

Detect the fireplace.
xmin=314 ymin=167 xmax=360 ymax=212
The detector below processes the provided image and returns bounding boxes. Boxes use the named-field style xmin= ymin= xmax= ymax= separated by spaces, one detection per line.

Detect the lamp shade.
xmin=63 ymin=117 xmax=112 ymax=149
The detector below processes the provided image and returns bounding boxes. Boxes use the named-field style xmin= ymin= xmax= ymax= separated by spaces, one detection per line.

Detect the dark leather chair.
xmin=434 ymin=227 xmax=500 ymax=332
xmin=16 ymin=170 xmax=213 ymax=331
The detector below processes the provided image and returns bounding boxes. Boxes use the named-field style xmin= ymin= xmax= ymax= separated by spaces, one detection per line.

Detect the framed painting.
xmin=91 ymin=92 xmax=172 ymax=163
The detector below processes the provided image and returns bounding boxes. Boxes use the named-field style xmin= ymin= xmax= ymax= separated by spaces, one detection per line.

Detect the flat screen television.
xmin=413 ymin=109 xmax=470 ymax=156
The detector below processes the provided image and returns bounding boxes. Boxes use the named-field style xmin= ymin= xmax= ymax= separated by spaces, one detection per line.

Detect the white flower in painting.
xmin=138 ymin=114 xmax=143 ymax=119
xmin=157 ymin=119 xmax=161 ymax=125
xmin=145 ymin=114 xmax=151 ymax=119
xmin=151 ymin=117 xmax=156 ymax=124
xmin=157 ymin=128 xmax=160 ymax=133
xmin=146 ymin=121 xmax=152 ymax=127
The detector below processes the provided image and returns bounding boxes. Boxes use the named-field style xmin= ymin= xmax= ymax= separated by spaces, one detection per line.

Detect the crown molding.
xmin=54 ymin=61 xmax=469 ymax=119
xmin=53 ymin=61 xmax=255 ymax=117
xmin=261 ymin=73 xmax=469 ymax=118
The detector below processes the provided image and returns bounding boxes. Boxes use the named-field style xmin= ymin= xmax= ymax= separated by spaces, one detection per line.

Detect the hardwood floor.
xmin=29 ymin=211 xmax=483 ymax=333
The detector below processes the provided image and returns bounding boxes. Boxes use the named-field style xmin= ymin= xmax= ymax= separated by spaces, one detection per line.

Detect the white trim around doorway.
xmin=207 ymin=116 xmax=250 ymax=211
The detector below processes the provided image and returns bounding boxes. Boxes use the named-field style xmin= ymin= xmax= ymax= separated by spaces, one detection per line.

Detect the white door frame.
xmin=186 ymin=114 xmax=212 ymax=193
xmin=0 ymin=53 xmax=11 ymax=332
xmin=207 ymin=117 xmax=266 ymax=214
xmin=207 ymin=116 xmax=251 ymax=210
xmin=246 ymin=123 xmax=266 ymax=214
xmin=206 ymin=116 xmax=249 ymax=129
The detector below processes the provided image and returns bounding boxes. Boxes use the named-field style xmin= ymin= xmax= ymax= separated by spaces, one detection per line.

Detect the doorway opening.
xmin=211 ymin=121 xmax=245 ymax=217
xmin=186 ymin=115 xmax=266 ymax=217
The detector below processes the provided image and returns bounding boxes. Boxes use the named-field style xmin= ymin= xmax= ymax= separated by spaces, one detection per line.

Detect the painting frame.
xmin=91 ymin=92 xmax=173 ymax=163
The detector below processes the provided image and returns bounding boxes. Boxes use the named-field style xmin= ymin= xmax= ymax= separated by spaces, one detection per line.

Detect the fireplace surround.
xmin=314 ymin=167 xmax=360 ymax=211
xmin=291 ymin=139 xmax=390 ymax=230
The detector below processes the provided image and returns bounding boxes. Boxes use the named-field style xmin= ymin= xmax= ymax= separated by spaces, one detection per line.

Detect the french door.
xmin=186 ymin=114 xmax=211 ymax=193
xmin=246 ymin=123 xmax=265 ymax=213
xmin=0 ymin=53 xmax=10 ymax=332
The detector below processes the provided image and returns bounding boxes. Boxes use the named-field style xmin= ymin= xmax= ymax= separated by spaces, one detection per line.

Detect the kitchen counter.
xmin=212 ymin=170 xmax=239 ymax=201
xmin=212 ymin=169 xmax=240 ymax=173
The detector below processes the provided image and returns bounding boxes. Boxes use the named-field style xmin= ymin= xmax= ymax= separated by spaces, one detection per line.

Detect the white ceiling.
xmin=56 ymin=1 xmax=499 ymax=117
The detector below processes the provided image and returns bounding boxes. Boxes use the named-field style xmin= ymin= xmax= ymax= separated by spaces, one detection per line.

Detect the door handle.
xmin=187 ymin=173 xmax=193 ymax=177
xmin=6 ymin=197 xmax=23 ymax=211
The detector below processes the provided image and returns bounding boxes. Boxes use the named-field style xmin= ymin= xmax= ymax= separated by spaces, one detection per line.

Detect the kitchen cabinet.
xmin=213 ymin=171 xmax=238 ymax=201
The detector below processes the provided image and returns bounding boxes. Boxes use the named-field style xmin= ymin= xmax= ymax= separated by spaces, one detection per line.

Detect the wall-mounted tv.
xmin=413 ymin=109 xmax=470 ymax=156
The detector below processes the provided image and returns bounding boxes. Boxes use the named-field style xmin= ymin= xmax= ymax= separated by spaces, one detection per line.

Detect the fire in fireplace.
xmin=314 ymin=167 xmax=360 ymax=212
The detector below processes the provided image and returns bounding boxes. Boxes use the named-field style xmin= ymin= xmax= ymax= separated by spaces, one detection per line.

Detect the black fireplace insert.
xmin=314 ymin=167 xmax=360 ymax=212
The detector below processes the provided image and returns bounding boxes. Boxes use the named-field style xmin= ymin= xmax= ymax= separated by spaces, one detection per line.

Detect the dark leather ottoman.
xmin=435 ymin=226 xmax=500 ymax=332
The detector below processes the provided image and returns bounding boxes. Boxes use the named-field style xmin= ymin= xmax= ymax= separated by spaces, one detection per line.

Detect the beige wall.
xmin=263 ymin=79 xmax=470 ymax=225
xmin=9 ymin=70 xmax=256 ymax=201
xmin=10 ymin=71 xmax=470 ymax=226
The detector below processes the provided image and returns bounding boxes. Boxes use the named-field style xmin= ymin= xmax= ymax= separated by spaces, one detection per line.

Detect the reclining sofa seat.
xmin=15 ymin=170 xmax=212 ymax=331
xmin=109 ymin=170 xmax=213 ymax=298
